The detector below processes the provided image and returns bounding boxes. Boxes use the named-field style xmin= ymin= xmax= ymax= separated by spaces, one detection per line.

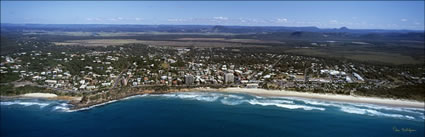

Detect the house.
xmin=246 ymin=83 xmax=259 ymax=88
xmin=45 ymin=80 xmax=57 ymax=84
xmin=224 ymin=73 xmax=234 ymax=84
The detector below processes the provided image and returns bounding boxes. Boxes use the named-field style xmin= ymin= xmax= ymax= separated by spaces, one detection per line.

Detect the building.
xmin=246 ymin=83 xmax=259 ymax=88
xmin=122 ymin=78 xmax=128 ymax=86
xmin=224 ymin=73 xmax=234 ymax=84
xmin=45 ymin=80 xmax=57 ymax=85
xmin=304 ymin=68 xmax=309 ymax=83
xmin=185 ymin=74 xmax=194 ymax=85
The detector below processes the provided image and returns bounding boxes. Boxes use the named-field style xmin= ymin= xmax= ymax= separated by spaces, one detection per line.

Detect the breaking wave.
xmin=0 ymin=99 xmax=73 ymax=112
xmin=143 ymin=92 xmax=423 ymax=120
xmin=161 ymin=92 xmax=221 ymax=102
xmin=295 ymin=98 xmax=423 ymax=120
xmin=52 ymin=103 xmax=71 ymax=112
xmin=247 ymin=99 xmax=325 ymax=111
xmin=1 ymin=100 xmax=50 ymax=108
xmin=1 ymin=92 xmax=423 ymax=121
xmin=157 ymin=92 xmax=324 ymax=111
xmin=340 ymin=106 xmax=415 ymax=120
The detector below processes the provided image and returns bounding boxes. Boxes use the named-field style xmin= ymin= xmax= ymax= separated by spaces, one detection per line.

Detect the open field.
xmin=52 ymin=38 xmax=424 ymax=64
xmin=53 ymin=39 xmax=271 ymax=48
xmin=175 ymin=38 xmax=285 ymax=44
xmin=23 ymin=31 xmax=240 ymax=37
xmin=54 ymin=39 xmax=148 ymax=46
xmin=285 ymin=48 xmax=424 ymax=65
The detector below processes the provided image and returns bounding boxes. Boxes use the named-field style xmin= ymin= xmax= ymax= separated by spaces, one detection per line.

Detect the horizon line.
xmin=1 ymin=22 xmax=424 ymax=31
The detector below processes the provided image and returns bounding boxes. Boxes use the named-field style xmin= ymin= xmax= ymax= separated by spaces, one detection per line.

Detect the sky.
xmin=1 ymin=1 xmax=424 ymax=30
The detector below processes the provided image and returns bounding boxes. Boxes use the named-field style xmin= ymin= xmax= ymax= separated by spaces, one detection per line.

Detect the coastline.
xmin=2 ymin=88 xmax=423 ymax=110
xmin=20 ymin=93 xmax=58 ymax=98
xmin=1 ymin=93 xmax=82 ymax=102
xmin=198 ymin=87 xmax=425 ymax=109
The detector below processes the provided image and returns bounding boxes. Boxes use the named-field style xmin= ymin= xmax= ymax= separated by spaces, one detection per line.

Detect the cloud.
xmin=167 ymin=18 xmax=190 ymax=22
xmin=108 ymin=17 xmax=125 ymax=21
xmin=238 ymin=18 xmax=269 ymax=24
xmin=401 ymin=19 xmax=408 ymax=22
xmin=237 ymin=18 xmax=260 ymax=24
xmin=275 ymin=18 xmax=288 ymax=23
xmin=329 ymin=20 xmax=338 ymax=24
xmin=239 ymin=18 xmax=247 ymax=23
xmin=86 ymin=18 xmax=102 ymax=21
xmin=86 ymin=17 xmax=143 ymax=23
xmin=213 ymin=16 xmax=229 ymax=20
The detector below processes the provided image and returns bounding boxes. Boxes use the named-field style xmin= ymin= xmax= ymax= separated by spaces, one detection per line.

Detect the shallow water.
xmin=1 ymin=92 xmax=424 ymax=137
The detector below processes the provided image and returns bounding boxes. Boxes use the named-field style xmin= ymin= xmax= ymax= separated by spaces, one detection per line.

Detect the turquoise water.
xmin=1 ymin=92 xmax=424 ymax=137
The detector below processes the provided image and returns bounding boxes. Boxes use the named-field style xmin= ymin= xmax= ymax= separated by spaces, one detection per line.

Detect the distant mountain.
xmin=2 ymin=23 xmax=422 ymax=34
xmin=1 ymin=23 xmax=423 ymax=42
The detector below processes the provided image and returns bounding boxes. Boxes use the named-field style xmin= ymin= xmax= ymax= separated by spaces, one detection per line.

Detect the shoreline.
xmin=1 ymin=93 xmax=82 ymax=102
xmin=71 ymin=87 xmax=424 ymax=111
xmin=20 ymin=93 xmax=58 ymax=98
xmin=1 ymin=88 xmax=423 ymax=110
xmin=199 ymin=87 xmax=424 ymax=109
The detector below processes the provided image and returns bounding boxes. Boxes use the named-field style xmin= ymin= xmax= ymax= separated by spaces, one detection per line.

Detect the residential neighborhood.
xmin=1 ymin=43 xmax=424 ymax=97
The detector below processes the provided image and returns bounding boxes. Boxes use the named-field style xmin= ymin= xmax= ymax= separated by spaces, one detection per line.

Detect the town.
xmin=1 ymin=39 xmax=424 ymax=101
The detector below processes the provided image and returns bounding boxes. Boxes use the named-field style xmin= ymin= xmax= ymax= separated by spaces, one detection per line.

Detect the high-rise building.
xmin=304 ymin=68 xmax=309 ymax=82
xmin=224 ymin=73 xmax=234 ymax=84
xmin=122 ymin=78 xmax=128 ymax=86
xmin=185 ymin=74 xmax=194 ymax=85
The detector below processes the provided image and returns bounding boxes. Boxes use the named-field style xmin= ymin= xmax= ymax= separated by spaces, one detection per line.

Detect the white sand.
xmin=196 ymin=87 xmax=424 ymax=108
xmin=21 ymin=93 xmax=58 ymax=98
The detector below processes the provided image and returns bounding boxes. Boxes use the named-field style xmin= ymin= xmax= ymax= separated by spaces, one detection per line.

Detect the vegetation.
xmin=356 ymin=84 xmax=425 ymax=101
xmin=0 ymin=85 xmax=48 ymax=96
xmin=1 ymin=24 xmax=424 ymax=103
xmin=0 ymin=73 xmax=20 ymax=83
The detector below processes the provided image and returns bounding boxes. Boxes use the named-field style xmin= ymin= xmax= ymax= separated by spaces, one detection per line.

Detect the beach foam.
xmin=1 ymin=100 xmax=50 ymax=108
xmin=161 ymin=92 xmax=242 ymax=102
xmin=52 ymin=103 xmax=71 ymax=112
xmin=3 ymin=91 xmax=422 ymax=121
xmin=220 ymin=98 xmax=245 ymax=106
xmin=153 ymin=92 xmax=423 ymax=119
xmin=298 ymin=99 xmax=420 ymax=120
xmin=121 ymin=94 xmax=149 ymax=100
xmin=220 ymin=95 xmax=246 ymax=106
xmin=247 ymin=99 xmax=325 ymax=111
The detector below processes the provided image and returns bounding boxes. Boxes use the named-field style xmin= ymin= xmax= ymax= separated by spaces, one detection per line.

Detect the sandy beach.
xmin=196 ymin=87 xmax=425 ymax=108
xmin=5 ymin=88 xmax=423 ymax=110
xmin=20 ymin=93 xmax=58 ymax=98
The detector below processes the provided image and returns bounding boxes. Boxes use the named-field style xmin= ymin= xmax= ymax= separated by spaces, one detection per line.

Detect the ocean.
xmin=1 ymin=92 xmax=424 ymax=137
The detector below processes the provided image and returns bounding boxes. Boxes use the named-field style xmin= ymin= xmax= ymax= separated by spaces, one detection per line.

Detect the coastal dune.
xmin=197 ymin=87 xmax=425 ymax=109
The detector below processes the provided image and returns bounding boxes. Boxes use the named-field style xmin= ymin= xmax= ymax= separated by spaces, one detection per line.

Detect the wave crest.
xmin=1 ymin=100 xmax=50 ymax=108
xmin=247 ymin=99 xmax=325 ymax=111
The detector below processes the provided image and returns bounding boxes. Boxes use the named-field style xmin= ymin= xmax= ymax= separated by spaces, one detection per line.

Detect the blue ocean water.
xmin=1 ymin=92 xmax=424 ymax=137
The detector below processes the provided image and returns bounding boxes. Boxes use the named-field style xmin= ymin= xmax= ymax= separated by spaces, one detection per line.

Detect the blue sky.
xmin=1 ymin=1 xmax=424 ymax=30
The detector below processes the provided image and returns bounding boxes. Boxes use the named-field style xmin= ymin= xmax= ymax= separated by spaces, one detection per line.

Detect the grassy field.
xmin=46 ymin=30 xmax=423 ymax=65
xmin=54 ymin=39 xmax=148 ymax=46
xmin=175 ymin=38 xmax=285 ymax=44
xmin=53 ymin=39 xmax=271 ymax=48
xmin=285 ymin=48 xmax=423 ymax=65
xmin=53 ymin=38 xmax=424 ymax=65
xmin=23 ymin=31 xmax=240 ymax=37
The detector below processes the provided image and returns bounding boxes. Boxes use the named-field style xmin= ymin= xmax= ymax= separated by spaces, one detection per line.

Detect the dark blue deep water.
xmin=1 ymin=92 xmax=424 ymax=137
